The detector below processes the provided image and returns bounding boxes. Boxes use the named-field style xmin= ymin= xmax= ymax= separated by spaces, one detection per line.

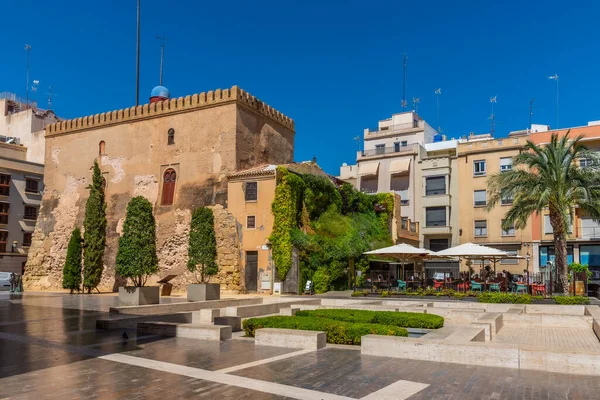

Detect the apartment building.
xmin=457 ymin=132 xmax=532 ymax=274
xmin=529 ymin=124 xmax=600 ymax=282
xmin=0 ymin=93 xmax=57 ymax=273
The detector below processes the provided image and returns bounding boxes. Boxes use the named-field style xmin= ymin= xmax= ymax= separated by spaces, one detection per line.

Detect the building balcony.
xmin=422 ymin=193 xmax=451 ymax=208
xmin=358 ymin=143 xmax=418 ymax=160
xmin=397 ymin=217 xmax=419 ymax=243
xmin=421 ymin=225 xmax=452 ymax=235
xmin=365 ymin=120 xmax=422 ymax=139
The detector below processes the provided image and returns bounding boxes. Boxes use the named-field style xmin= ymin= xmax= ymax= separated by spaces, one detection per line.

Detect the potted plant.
xmin=568 ymin=262 xmax=591 ymax=296
xmin=186 ymin=207 xmax=220 ymax=301
xmin=115 ymin=196 xmax=160 ymax=306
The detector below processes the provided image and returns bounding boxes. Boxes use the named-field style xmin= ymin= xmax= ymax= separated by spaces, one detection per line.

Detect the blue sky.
xmin=2 ymin=1 xmax=599 ymax=174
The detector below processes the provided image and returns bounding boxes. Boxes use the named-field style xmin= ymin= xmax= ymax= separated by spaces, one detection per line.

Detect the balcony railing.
xmin=399 ymin=217 xmax=419 ymax=236
xmin=367 ymin=121 xmax=419 ymax=134
xmin=362 ymin=144 xmax=414 ymax=157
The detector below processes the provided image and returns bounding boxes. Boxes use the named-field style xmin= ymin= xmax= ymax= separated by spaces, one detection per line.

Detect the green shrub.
xmin=379 ymin=291 xmax=390 ymax=298
xmin=242 ymin=316 xmax=407 ymax=345
xmin=295 ymin=309 xmax=444 ymax=329
xmin=187 ymin=207 xmax=218 ymax=283
xmin=350 ymin=290 xmax=370 ymax=297
xmin=554 ymin=296 xmax=590 ymax=305
xmin=116 ymin=196 xmax=159 ymax=287
xmin=83 ymin=161 xmax=107 ymax=293
xmin=478 ymin=293 xmax=532 ymax=304
xmin=62 ymin=227 xmax=82 ymax=293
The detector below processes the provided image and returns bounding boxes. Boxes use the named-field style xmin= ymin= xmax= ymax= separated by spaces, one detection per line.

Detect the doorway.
xmin=245 ymin=251 xmax=258 ymax=291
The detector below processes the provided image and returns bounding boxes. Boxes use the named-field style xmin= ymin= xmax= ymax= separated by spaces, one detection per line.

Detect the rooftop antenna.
xmin=25 ymin=44 xmax=31 ymax=109
xmin=412 ymin=97 xmax=420 ymax=114
xmin=156 ymin=34 xmax=169 ymax=86
xmin=435 ymin=88 xmax=442 ymax=132
xmin=401 ymin=53 xmax=408 ymax=110
xmin=548 ymin=73 xmax=559 ymax=128
xmin=45 ymin=85 xmax=58 ymax=109
xmin=529 ymin=98 xmax=535 ymax=130
xmin=135 ymin=0 xmax=141 ymax=106
xmin=353 ymin=135 xmax=361 ymax=153
xmin=489 ymin=96 xmax=497 ymax=134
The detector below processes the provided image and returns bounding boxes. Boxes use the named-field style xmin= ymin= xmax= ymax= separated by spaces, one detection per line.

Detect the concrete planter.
xmin=118 ymin=286 xmax=160 ymax=306
xmin=187 ymin=283 xmax=220 ymax=302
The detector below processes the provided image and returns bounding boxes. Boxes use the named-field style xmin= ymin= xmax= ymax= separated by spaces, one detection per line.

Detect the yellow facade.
xmin=457 ymin=135 xmax=533 ymax=273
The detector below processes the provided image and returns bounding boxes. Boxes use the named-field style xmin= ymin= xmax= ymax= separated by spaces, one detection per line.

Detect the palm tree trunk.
xmin=554 ymin=233 xmax=569 ymax=293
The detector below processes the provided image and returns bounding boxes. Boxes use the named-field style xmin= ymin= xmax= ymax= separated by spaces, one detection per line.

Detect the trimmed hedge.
xmin=554 ymin=296 xmax=590 ymax=305
xmin=295 ymin=309 xmax=444 ymax=329
xmin=478 ymin=293 xmax=532 ymax=304
xmin=242 ymin=316 xmax=407 ymax=345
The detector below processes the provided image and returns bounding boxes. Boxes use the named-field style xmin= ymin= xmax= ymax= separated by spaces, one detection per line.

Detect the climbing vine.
xmin=270 ymin=167 xmax=394 ymax=292
xmin=269 ymin=167 xmax=305 ymax=281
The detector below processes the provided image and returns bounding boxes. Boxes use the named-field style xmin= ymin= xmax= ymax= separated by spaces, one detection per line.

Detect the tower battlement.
xmin=45 ymin=85 xmax=294 ymax=136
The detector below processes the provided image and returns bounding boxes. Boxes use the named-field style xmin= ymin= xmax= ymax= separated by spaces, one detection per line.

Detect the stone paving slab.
xmin=492 ymin=326 xmax=600 ymax=350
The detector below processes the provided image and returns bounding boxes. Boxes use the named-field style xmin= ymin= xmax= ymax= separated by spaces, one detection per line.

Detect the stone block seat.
xmin=137 ymin=321 xmax=232 ymax=341
xmin=255 ymin=328 xmax=326 ymax=350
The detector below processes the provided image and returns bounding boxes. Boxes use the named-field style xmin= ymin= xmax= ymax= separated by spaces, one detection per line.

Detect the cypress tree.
xmin=116 ymin=196 xmax=159 ymax=287
xmin=62 ymin=227 xmax=82 ymax=294
xmin=83 ymin=160 xmax=107 ymax=293
xmin=187 ymin=207 xmax=218 ymax=283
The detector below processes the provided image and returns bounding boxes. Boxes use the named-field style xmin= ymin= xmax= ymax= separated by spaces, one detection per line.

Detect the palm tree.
xmin=487 ymin=132 xmax=600 ymax=293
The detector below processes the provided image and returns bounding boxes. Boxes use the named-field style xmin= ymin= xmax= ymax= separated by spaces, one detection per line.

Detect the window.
xmin=167 ymin=128 xmax=175 ymax=145
xmin=473 ymin=160 xmax=486 ymax=176
xmin=99 ymin=141 xmax=105 ymax=155
xmin=161 ymin=168 xmax=177 ymax=206
xmin=23 ymin=232 xmax=32 ymax=246
xmin=501 ymin=220 xmax=515 ymax=236
xmin=580 ymin=245 xmax=600 ymax=280
xmin=247 ymin=215 xmax=256 ymax=229
xmin=544 ymin=214 xmax=572 ymax=234
xmin=474 ymin=220 xmax=487 ymax=237
xmin=501 ymin=191 xmax=513 ymax=205
xmin=428 ymin=238 xmax=449 ymax=252
xmin=500 ymin=250 xmax=519 ymax=264
xmin=473 ymin=190 xmax=487 ymax=207
xmin=580 ymin=158 xmax=593 ymax=168
xmin=394 ymin=142 xmax=400 ymax=152
xmin=425 ymin=207 xmax=446 ymax=227
xmin=425 ymin=176 xmax=446 ymax=196
xmin=401 ymin=140 xmax=408 ymax=148
xmin=0 ymin=231 xmax=7 ymax=252
xmin=244 ymin=182 xmax=258 ymax=201
xmin=540 ymin=245 xmax=574 ymax=267
xmin=500 ymin=157 xmax=512 ymax=172
xmin=25 ymin=179 xmax=39 ymax=193
xmin=24 ymin=206 xmax=37 ymax=220
xmin=0 ymin=202 xmax=8 ymax=224
xmin=375 ymin=144 xmax=385 ymax=155
xmin=0 ymin=174 xmax=10 ymax=196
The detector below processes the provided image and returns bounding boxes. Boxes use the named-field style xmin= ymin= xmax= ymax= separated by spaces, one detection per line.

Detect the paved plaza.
xmin=1 ymin=293 xmax=600 ymax=399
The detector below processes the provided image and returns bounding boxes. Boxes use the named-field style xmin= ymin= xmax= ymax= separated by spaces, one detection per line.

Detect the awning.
xmin=358 ymin=162 xmax=379 ymax=176
xmin=389 ymin=158 xmax=411 ymax=175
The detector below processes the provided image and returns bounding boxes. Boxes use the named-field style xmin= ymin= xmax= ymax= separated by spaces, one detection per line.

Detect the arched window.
xmin=167 ymin=128 xmax=175 ymax=145
xmin=161 ymin=168 xmax=177 ymax=205
xmin=99 ymin=141 xmax=106 ymax=155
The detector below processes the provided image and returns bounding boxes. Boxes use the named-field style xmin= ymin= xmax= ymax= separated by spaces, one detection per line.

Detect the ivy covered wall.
xmin=270 ymin=168 xmax=393 ymax=293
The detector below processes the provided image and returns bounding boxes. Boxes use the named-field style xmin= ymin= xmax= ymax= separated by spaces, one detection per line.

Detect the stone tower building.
xmin=24 ymin=86 xmax=294 ymax=292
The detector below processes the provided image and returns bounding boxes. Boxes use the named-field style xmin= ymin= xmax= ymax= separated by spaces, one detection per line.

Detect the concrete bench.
xmin=137 ymin=322 xmax=232 ymax=341
xmin=505 ymin=308 xmax=523 ymax=314
xmin=214 ymin=316 xmax=242 ymax=332
xmin=224 ymin=299 xmax=319 ymax=318
xmin=280 ymin=307 xmax=300 ymax=316
xmin=255 ymin=328 xmax=326 ymax=350
xmin=192 ymin=308 xmax=220 ymax=324
xmin=110 ymin=297 xmax=263 ymax=315
xmin=443 ymin=327 xmax=486 ymax=343
xmin=471 ymin=313 xmax=503 ymax=341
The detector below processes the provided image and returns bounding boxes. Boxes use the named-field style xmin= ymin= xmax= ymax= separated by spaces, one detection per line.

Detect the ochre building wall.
xmin=24 ymin=86 xmax=294 ymax=292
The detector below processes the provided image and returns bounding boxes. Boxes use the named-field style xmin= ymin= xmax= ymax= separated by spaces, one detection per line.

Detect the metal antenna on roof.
xmin=412 ymin=97 xmax=420 ymax=114
xmin=401 ymin=53 xmax=408 ymax=110
xmin=45 ymin=85 xmax=58 ymax=109
xmin=435 ymin=88 xmax=442 ymax=132
xmin=529 ymin=99 xmax=535 ymax=130
xmin=135 ymin=0 xmax=141 ymax=106
xmin=25 ymin=44 xmax=31 ymax=109
xmin=548 ymin=74 xmax=559 ymax=128
xmin=156 ymin=34 xmax=169 ymax=86
xmin=489 ymin=96 xmax=497 ymax=134
xmin=353 ymin=135 xmax=361 ymax=153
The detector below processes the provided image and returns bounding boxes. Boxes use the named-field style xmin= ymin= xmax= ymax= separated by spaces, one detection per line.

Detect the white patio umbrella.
xmin=433 ymin=242 xmax=510 ymax=277
xmin=364 ymin=243 xmax=434 ymax=281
